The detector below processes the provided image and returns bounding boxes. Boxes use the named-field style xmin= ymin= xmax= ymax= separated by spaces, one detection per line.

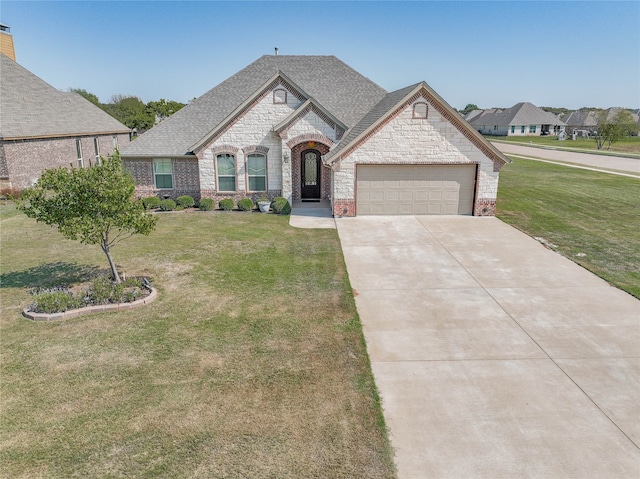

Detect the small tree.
xmin=17 ymin=152 xmax=157 ymax=283
xmin=594 ymin=110 xmax=638 ymax=150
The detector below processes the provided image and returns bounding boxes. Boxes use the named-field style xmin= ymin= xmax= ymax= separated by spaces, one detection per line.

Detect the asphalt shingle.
xmin=0 ymin=54 xmax=129 ymax=139
xmin=121 ymin=55 xmax=388 ymax=157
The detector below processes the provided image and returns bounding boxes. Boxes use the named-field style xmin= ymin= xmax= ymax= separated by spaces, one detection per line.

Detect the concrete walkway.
xmin=493 ymin=142 xmax=640 ymax=174
xmin=289 ymin=200 xmax=335 ymax=229
xmin=336 ymin=216 xmax=640 ymax=478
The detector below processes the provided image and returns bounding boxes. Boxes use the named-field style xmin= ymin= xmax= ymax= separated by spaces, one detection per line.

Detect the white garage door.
xmin=356 ymin=164 xmax=476 ymax=215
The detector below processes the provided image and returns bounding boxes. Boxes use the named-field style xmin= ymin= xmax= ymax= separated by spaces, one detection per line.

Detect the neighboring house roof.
xmin=463 ymin=109 xmax=484 ymax=122
xmin=561 ymin=110 xmax=599 ymax=128
xmin=324 ymin=82 xmax=509 ymax=167
xmin=469 ymin=102 xmax=565 ymax=127
xmin=122 ymin=55 xmax=388 ymax=157
xmin=0 ymin=54 xmax=129 ymax=140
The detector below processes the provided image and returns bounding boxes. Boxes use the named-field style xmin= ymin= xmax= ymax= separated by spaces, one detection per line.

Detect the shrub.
xmin=237 ymin=198 xmax=254 ymax=211
xmin=219 ymin=198 xmax=234 ymax=211
xmin=29 ymin=289 xmax=83 ymax=313
xmin=159 ymin=199 xmax=176 ymax=211
xmin=142 ymin=196 xmax=161 ymax=210
xmin=199 ymin=198 xmax=215 ymax=211
xmin=88 ymin=275 xmax=144 ymax=304
xmin=271 ymin=197 xmax=291 ymax=215
xmin=176 ymin=195 xmax=195 ymax=208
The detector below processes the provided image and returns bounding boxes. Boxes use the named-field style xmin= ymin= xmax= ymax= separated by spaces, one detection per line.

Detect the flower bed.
xmin=23 ymin=276 xmax=157 ymax=321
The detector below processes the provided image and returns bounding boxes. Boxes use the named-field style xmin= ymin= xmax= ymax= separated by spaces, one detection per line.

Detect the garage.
xmin=356 ymin=164 xmax=477 ymax=215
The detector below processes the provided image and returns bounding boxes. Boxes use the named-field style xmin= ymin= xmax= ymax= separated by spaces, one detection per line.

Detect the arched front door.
xmin=301 ymin=149 xmax=321 ymax=199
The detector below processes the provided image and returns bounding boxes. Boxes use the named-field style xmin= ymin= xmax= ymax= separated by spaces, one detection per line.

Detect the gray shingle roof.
xmin=469 ymin=102 xmax=564 ymax=127
xmin=0 ymin=54 xmax=129 ymax=139
xmin=121 ymin=55 xmax=387 ymax=157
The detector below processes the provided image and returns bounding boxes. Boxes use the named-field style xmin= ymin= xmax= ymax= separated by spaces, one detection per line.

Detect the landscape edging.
xmin=22 ymin=287 xmax=157 ymax=321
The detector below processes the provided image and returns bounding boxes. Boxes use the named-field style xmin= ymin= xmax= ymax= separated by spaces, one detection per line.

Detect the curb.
xmin=22 ymin=287 xmax=158 ymax=321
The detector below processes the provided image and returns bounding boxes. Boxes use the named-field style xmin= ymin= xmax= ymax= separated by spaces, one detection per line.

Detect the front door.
xmin=301 ymin=149 xmax=321 ymax=199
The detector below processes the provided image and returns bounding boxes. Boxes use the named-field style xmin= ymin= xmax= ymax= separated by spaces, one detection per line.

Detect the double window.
xmin=153 ymin=158 xmax=173 ymax=189
xmin=529 ymin=125 xmax=537 ymax=133
xmin=216 ymin=154 xmax=236 ymax=191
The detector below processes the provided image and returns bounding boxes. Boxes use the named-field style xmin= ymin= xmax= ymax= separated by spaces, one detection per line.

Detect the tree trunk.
xmin=101 ymin=237 xmax=121 ymax=283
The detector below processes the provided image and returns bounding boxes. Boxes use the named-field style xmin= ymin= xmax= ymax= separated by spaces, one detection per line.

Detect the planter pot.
xmin=257 ymin=201 xmax=270 ymax=213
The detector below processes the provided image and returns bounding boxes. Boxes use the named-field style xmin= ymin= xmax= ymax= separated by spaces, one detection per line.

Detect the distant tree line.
xmin=70 ymin=89 xmax=185 ymax=133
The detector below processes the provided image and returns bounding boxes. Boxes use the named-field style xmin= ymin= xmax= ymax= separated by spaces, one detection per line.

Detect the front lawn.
xmin=0 ymin=207 xmax=396 ymax=478
xmin=489 ymin=135 xmax=640 ymax=154
xmin=497 ymin=157 xmax=640 ymax=299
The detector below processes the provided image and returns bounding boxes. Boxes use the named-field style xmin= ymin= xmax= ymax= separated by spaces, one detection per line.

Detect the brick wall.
xmin=1 ymin=133 xmax=130 ymax=190
xmin=290 ymin=141 xmax=331 ymax=200
xmin=124 ymin=157 xmax=201 ymax=200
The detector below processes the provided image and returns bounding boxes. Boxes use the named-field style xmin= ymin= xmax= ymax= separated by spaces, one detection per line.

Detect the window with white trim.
xmin=521 ymin=126 xmax=526 ymax=133
xmin=511 ymin=126 xmax=515 ymax=134
xmin=93 ymin=138 xmax=100 ymax=165
xmin=247 ymin=154 xmax=266 ymax=191
xmin=273 ymin=88 xmax=287 ymax=104
xmin=75 ymin=139 xmax=83 ymax=167
xmin=413 ymin=102 xmax=428 ymax=119
xmin=216 ymin=154 xmax=236 ymax=191
xmin=153 ymin=158 xmax=173 ymax=189
xmin=113 ymin=135 xmax=118 ymax=150
xmin=529 ymin=125 xmax=536 ymax=133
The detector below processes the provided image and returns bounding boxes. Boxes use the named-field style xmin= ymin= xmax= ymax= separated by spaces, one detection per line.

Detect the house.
xmin=468 ymin=102 xmax=565 ymax=137
xmin=0 ymin=54 xmax=131 ymax=191
xmin=561 ymin=108 xmax=640 ymax=136
xmin=120 ymin=55 xmax=509 ymax=216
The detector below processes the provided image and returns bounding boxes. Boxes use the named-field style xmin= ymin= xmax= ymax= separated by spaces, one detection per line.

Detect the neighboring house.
xmin=469 ymin=102 xmax=565 ymax=137
xmin=121 ymin=55 xmax=509 ymax=216
xmin=0 ymin=54 xmax=131 ymax=190
xmin=560 ymin=110 xmax=600 ymax=136
xmin=561 ymin=108 xmax=640 ymax=136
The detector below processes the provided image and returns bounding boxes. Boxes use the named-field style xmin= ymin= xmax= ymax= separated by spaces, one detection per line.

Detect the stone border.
xmin=22 ymin=287 xmax=157 ymax=321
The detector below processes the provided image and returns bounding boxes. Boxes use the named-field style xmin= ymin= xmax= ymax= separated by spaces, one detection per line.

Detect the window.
xmin=247 ymin=154 xmax=266 ymax=191
xmin=273 ymin=88 xmax=287 ymax=104
xmin=529 ymin=125 xmax=537 ymax=133
xmin=153 ymin=159 xmax=173 ymax=189
xmin=75 ymin=139 xmax=83 ymax=167
xmin=113 ymin=135 xmax=118 ymax=150
xmin=93 ymin=138 xmax=100 ymax=165
xmin=521 ymin=126 xmax=525 ymax=133
xmin=413 ymin=102 xmax=428 ymax=119
xmin=510 ymin=126 xmax=515 ymax=134
xmin=216 ymin=154 xmax=236 ymax=191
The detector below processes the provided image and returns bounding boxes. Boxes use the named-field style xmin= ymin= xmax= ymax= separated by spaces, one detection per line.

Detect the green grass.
xmin=497 ymin=157 xmax=640 ymax=298
xmin=489 ymin=135 xmax=640 ymax=154
xmin=0 ymin=207 xmax=396 ymax=478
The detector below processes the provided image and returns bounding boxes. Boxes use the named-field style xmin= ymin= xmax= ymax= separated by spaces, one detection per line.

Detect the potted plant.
xmin=257 ymin=195 xmax=270 ymax=213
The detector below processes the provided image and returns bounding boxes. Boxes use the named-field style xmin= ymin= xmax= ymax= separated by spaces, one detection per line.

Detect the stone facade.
xmin=332 ymin=96 xmax=500 ymax=217
xmin=0 ymin=133 xmax=130 ymax=191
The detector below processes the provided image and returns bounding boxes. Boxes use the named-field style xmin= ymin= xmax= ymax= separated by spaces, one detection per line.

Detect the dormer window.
xmin=273 ymin=88 xmax=287 ymax=104
xmin=413 ymin=102 xmax=428 ymax=119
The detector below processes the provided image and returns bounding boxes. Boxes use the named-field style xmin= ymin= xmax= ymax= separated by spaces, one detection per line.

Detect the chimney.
xmin=275 ymin=47 xmax=279 ymax=56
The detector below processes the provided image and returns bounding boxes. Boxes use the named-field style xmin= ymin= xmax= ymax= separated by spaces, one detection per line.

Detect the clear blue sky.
xmin=2 ymin=1 xmax=639 ymax=110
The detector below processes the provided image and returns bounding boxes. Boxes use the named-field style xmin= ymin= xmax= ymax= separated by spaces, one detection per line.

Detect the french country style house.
xmin=120 ymin=55 xmax=509 ymax=216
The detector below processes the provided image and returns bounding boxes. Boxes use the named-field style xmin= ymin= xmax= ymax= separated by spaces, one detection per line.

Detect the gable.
xmin=121 ymin=55 xmax=387 ymax=158
xmin=326 ymin=84 xmax=509 ymax=171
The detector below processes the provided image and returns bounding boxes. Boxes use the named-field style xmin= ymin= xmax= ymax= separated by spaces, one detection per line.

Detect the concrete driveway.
xmin=336 ymin=216 xmax=640 ymax=478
